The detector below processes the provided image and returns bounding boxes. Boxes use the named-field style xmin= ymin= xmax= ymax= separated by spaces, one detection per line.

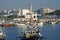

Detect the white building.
xmin=22 ymin=9 xmax=30 ymax=15
xmin=40 ymin=8 xmax=55 ymax=14
xmin=18 ymin=9 xmax=21 ymax=16
xmin=22 ymin=3 xmax=37 ymax=21
xmin=9 ymin=10 xmax=19 ymax=15
xmin=25 ymin=11 xmax=37 ymax=21
xmin=8 ymin=3 xmax=37 ymax=22
xmin=13 ymin=15 xmax=25 ymax=21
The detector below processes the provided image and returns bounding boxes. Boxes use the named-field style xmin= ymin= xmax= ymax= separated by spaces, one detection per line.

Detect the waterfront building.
xmin=35 ymin=8 xmax=55 ymax=19
xmin=55 ymin=10 xmax=60 ymax=16
xmin=3 ymin=10 xmax=9 ymax=17
xmin=36 ymin=9 xmax=42 ymax=19
xmin=18 ymin=9 xmax=21 ymax=16
xmin=25 ymin=12 xmax=37 ymax=21
xmin=40 ymin=8 xmax=55 ymax=14
xmin=18 ymin=3 xmax=37 ymax=22
xmin=22 ymin=9 xmax=30 ymax=15
xmin=13 ymin=15 xmax=25 ymax=21
xmin=0 ymin=10 xmax=9 ymax=17
xmin=9 ymin=10 xmax=19 ymax=15
xmin=24 ymin=3 xmax=37 ymax=22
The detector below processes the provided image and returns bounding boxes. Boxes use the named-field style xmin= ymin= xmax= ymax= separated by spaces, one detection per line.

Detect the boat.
xmin=51 ymin=21 xmax=56 ymax=25
xmin=14 ymin=21 xmax=25 ymax=26
xmin=38 ymin=22 xmax=44 ymax=27
xmin=15 ymin=23 xmax=25 ymax=26
xmin=0 ymin=28 xmax=6 ymax=40
xmin=2 ymin=23 xmax=14 ymax=28
xmin=17 ymin=26 xmax=43 ymax=40
xmin=51 ymin=21 xmax=57 ymax=25
xmin=0 ymin=22 xmax=3 ymax=26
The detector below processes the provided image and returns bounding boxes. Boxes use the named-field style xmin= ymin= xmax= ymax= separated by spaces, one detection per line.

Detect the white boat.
xmin=0 ymin=28 xmax=6 ymax=40
xmin=17 ymin=26 xmax=43 ymax=40
xmin=15 ymin=22 xmax=27 ymax=29
xmin=38 ymin=22 xmax=44 ymax=27
xmin=0 ymin=22 xmax=3 ymax=26
xmin=15 ymin=22 xmax=25 ymax=26
xmin=51 ymin=21 xmax=56 ymax=25
xmin=15 ymin=23 xmax=25 ymax=26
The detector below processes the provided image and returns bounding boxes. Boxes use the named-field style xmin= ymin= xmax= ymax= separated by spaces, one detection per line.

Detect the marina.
xmin=0 ymin=1 xmax=60 ymax=40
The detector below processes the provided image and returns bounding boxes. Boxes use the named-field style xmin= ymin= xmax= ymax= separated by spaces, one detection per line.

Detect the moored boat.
xmin=38 ymin=22 xmax=44 ymax=27
xmin=17 ymin=26 xmax=43 ymax=40
xmin=0 ymin=28 xmax=6 ymax=40
xmin=2 ymin=23 xmax=15 ymax=28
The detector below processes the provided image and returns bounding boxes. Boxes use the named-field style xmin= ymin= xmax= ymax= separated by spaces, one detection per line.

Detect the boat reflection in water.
xmin=17 ymin=25 xmax=43 ymax=40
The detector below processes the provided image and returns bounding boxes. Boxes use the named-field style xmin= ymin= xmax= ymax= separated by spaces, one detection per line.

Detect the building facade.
xmin=40 ymin=8 xmax=55 ymax=14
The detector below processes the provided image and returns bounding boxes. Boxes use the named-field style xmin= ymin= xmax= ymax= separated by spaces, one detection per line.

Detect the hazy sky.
xmin=0 ymin=0 xmax=60 ymax=10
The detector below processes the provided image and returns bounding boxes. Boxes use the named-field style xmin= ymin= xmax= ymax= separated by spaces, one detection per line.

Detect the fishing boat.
xmin=17 ymin=25 xmax=43 ymax=40
xmin=0 ymin=28 xmax=6 ymax=40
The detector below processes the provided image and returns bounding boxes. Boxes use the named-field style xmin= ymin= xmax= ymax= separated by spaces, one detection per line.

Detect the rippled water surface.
xmin=3 ymin=24 xmax=60 ymax=40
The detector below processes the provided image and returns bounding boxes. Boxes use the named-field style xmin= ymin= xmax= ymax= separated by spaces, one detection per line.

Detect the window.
xmin=34 ymin=16 xmax=36 ymax=18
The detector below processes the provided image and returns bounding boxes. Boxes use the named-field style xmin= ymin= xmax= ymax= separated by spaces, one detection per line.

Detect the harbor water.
xmin=2 ymin=24 xmax=60 ymax=40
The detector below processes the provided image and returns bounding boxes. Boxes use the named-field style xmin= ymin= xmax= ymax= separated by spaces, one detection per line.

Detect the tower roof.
xmin=29 ymin=3 xmax=32 ymax=11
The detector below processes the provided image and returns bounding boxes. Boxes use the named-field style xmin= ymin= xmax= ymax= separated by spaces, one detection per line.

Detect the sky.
xmin=0 ymin=0 xmax=60 ymax=10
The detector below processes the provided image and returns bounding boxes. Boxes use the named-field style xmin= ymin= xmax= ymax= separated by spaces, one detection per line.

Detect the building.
xmin=55 ymin=10 xmax=60 ymax=16
xmin=36 ymin=9 xmax=42 ymax=19
xmin=22 ymin=9 xmax=30 ymax=15
xmin=29 ymin=3 xmax=32 ymax=11
xmin=9 ymin=10 xmax=19 ymax=15
xmin=18 ymin=9 xmax=21 ymax=16
xmin=25 ymin=12 xmax=37 ymax=21
xmin=25 ymin=3 xmax=37 ymax=21
xmin=40 ymin=8 xmax=55 ymax=14
xmin=0 ymin=10 xmax=8 ymax=16
xmin=13 ymin=15 xmax=25 ymax=21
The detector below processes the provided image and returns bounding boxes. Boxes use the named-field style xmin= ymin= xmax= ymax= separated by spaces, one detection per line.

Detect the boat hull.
xmin=0 ymin=38 xmax=5 ymax=40
xmin=21 ymin=38 xmax=42 ymax=40
xmin=21 ymin=36 xmax=42 ymax=40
